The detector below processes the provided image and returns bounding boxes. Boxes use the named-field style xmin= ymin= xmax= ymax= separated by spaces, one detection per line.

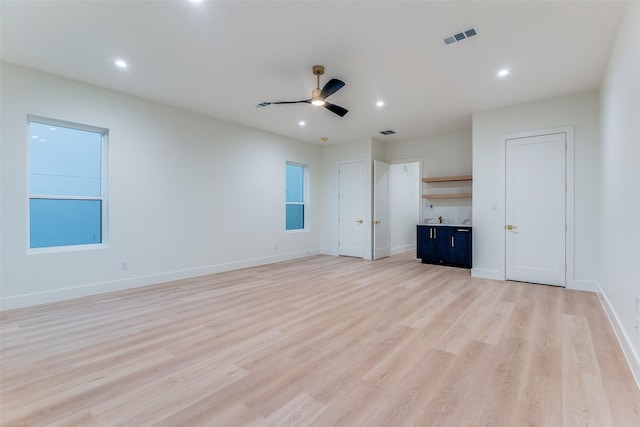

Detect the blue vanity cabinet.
xmin=417 ymin=225 xmax=472 ymax=268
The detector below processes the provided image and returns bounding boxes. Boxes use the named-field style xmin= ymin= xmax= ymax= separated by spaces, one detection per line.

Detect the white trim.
xmin=566 ymin=279 xmax=597 ymax=293
xmin=284 ymin=228 xmax=308 ymax=234
xmin=0 ymin=249 xmax=322 ymax=311
xmin=596 ymin=283 xmax=640 ymax=389
xmin=390 ymin=244 xmax=415 ymax=256
xmin=320 ymin=248 xmax=339 ymax=256
xmin=471 ymin=268 xmax=504 ymax=280
xmin=499 ymin=125 xmax=575 ymax=286
xmin=28 ymin=242 xmax=108 ymax=255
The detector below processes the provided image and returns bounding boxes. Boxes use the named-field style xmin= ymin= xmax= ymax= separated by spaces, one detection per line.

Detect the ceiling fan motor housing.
xmin=311 ymin=65 xmax=326 ymax=105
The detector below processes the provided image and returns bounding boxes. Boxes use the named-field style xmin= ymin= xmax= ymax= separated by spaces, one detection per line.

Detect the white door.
xmin=339 ymin=161 xmax=365 ymax=257
xmin=506 ymin=132 xmax=566 ymax=286
xmin=373 ymin=160 xmax=391 ymax=260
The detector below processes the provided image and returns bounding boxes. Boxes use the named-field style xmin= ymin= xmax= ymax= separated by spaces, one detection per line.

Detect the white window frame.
xmin=27 ymin=115 xmax=109 ymax=254
xmin=285 ymin=161 xmax=309 ymax=233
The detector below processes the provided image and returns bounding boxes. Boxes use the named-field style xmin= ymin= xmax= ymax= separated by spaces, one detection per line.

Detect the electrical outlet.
xmin=636 ymin=316 xmax=640 ymax=337
xmin=274 ymin=244 xmax=278 ymax=250
xmin=121 ymin=261 xmax=128 ymax=271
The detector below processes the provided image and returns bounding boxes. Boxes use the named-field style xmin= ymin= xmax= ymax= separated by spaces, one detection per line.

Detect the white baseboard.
xmin=471 ymin=268 xmax=504 ymax=280
xmin=596 ymin=283 xmax=640 ymax=389
xmin=0 ymin=249 xmax=321 ymax=311
xmin=319 ymin=248 xmax=339 ymax=256
xmin=566 ymin=279 xmax=598 ymax=292
xmin=390 ymin=244 xmax=416 ymax=256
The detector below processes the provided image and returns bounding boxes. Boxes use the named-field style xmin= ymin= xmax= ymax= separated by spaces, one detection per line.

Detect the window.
xmin=28 ymin=116 xmax=108 ymax=250
xmin=286 ymin=162 xmax=307 ymax=231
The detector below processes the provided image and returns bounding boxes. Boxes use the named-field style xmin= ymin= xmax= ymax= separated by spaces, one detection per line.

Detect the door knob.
xmin=507 ymin=224 xmax=518 ymax=230
xmin=373 ymin=220 xmax=381 ymax=225
xmin=356 ymin=220 xmax=363 ymax=224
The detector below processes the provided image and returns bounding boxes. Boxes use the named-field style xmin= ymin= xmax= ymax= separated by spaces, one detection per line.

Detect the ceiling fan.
xmin=256 ymin=65 xmax=348 ymax=117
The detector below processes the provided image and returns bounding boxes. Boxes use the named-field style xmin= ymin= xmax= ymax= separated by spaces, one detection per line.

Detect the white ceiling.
xmin=0 ymin=0 xmax=627 ymax=144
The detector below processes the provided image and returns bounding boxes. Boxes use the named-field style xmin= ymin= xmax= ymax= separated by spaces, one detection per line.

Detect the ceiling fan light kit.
xmin=311 ymin=87 xmax=325 ymax=106
xmin=257 ymin=65 xmax=348 ymax=117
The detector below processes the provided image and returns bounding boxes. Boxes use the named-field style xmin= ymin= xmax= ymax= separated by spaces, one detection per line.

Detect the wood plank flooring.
xmin=1 ymin=252 xmax=639 ymax=426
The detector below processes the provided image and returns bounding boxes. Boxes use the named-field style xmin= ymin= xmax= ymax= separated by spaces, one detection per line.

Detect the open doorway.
xmin=389 ymin=162 xmax=420 ymax=255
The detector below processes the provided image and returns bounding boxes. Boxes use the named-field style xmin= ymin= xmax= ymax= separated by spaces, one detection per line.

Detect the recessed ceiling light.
xmin=115 ymin=59 xmax=128 ymax=68
xmin=498 ymin=68 xmax=510 ymax=77
xmin=298 ymin=121 xmax=306 ymax=127
xmin=376 ymin=100 xmax=385 ymax=107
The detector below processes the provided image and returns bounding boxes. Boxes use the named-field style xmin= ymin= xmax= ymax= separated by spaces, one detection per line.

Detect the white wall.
xmin=372 ymin=138 xmax=385 ymax=162
xmin=389 ymin=162 xmax=420 ymax=254
xmin=0 ymin=62 xmax=322 ymax=309
xmin=384 ymin=129 xmax=472 ymax=225
xmin=472 ymin=90 xmax=601 ymax=290
xmin=599 ymin=2 xmax=640 ymax=383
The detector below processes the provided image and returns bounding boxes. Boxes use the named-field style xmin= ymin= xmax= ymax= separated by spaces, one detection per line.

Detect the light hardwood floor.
xmin=1 ymin=252 xmax=639 ymax=426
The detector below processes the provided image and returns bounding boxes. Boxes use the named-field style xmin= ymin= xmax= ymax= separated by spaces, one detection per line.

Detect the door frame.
xmin=499 ymin=126 xmax=575 ymax=285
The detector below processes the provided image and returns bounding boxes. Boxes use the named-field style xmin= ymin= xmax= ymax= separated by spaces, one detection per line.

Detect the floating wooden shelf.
xmin=422 ymin=175 xmax=472 ymax=183
xmin=422 ymin=193 xmax=472 ymax=199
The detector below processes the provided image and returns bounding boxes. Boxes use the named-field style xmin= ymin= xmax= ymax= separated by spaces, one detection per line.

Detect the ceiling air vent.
xmin=380 ymin=130 xmax=396 ymax=135
xmin=443 ymin=27 xmax=478 ymax=45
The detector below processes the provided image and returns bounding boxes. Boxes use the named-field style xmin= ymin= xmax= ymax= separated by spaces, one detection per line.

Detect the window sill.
xmin=285 ymin=229 xmax=309 ymax=234
xmin=28 ymin=243 xmax=109 ymax=255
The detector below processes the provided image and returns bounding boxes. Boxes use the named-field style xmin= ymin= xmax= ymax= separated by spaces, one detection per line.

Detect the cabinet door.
xmin=417 ymin=226 xmax=439 ymax=263
xmin=432 ymin=226 xmax=451 ymax=264
xmin=448 ymin=228 xmax=472 ymax=268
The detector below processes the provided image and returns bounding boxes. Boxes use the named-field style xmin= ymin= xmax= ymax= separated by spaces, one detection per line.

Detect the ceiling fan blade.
xmin=257 ymin=100 xmax=310 ymax=108
xmin=271 ymin=100 xmax=311 ymax=105
xmin=323 ymin=102 xmax=348 ymax=117
xmin=320 ymin=78 xmax=345 ymax=99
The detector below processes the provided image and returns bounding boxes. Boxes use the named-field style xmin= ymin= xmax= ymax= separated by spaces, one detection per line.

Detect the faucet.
xmin=438 ymin=216 xmax=443 ymax=224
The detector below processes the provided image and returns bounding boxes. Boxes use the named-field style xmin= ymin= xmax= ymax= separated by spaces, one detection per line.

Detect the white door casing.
xmin=338 ymin=161 xmax=365 ymax=258
xmin=373 ymin=160 xmax=391 ymax=260
xmin=505 ymin=132 xmax=566 ymax=286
